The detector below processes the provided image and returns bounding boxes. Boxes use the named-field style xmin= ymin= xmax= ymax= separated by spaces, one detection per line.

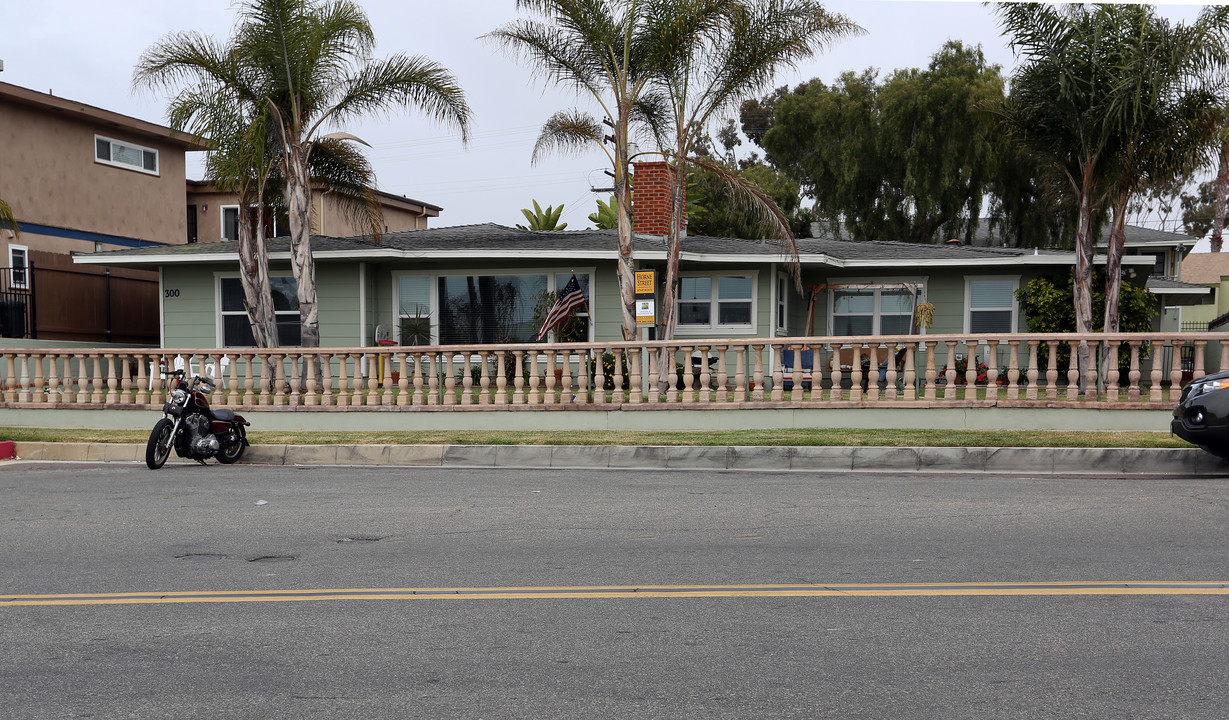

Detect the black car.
xmin=1171 ymin=369 xmax=1229 ymax=458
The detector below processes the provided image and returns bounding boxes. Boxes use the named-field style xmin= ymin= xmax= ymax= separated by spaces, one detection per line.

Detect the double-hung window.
xmin=677 ymin=273 xmax=755 ymax=332
xmin=8 ymin=244 xmax=28 ymax=290
xmin=94 ymin=135 xmax=158 ymax=175
xmin=221 ymin=206 xmax=240 ymax=242
xmin=218 ymin=275 xmax=300 ymax=346
xmin=966 ymin=277 xmax=1018 ymax=333
xmin=830 ymin=283 xmax=919 ymax=336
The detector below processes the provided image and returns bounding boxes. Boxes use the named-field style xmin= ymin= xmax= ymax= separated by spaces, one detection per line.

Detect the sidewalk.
xmin=10 ymin=442 xmax=1229 ymax=476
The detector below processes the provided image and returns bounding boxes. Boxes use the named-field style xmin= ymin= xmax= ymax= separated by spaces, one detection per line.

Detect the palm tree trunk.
xmin=1073 ymin=179 xmax=1096 ymax=395
xmin=657 ymin=158 xmax=687 ymax=391
xmin=285 ymin=143 xmax=320 ymax=348
xmin=1100 ymin=191 xmax=1130 ymax=392
xmin=237 ymin=198 xmax=279 ymax=349
xmin=1214 ymin=139 xmax=1228 ymax=253
xmin=614 ymin=120 xmax=637 ymax=341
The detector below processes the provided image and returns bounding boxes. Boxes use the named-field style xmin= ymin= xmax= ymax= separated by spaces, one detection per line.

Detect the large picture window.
xmin=678 ymin=273 xmax=754 ymax=331
xmin=396 ymin=271 xmax=591 ymax=345
xmin=830 ymin=284 xmax=919 ymax=335
xmin=94 ymin=135 xmax=158 ymax=175
xmin=219 ymin=276 xmax=300 ymax=346
xmin=966 ymin=277 xmax=1018 ymax=333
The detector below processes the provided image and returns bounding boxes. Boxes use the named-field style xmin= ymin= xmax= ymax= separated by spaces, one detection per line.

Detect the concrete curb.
xmin=9 ymin=442 xmax=1229 ymax=475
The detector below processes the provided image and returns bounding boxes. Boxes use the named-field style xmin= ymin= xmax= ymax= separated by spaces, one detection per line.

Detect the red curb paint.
xmin=0 ymin=441 xmax=15 ymax=459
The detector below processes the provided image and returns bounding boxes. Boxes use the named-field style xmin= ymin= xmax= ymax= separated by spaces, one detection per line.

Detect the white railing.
xmin=1 ymin=333 xmax=1223 ymax=411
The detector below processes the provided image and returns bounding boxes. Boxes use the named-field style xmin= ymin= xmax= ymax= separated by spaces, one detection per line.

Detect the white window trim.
xmin=94 ymin=134 xmax=159 ymax=176
xmin=221 ymin=205 xmax=241 ymax=242
xmin=774 ymin=270 xmax=790 ymax=337
xmin=8 ymin=243 xmax=29 ymax=289
xmin=392 ymin=267 xmax=596 ymax=345
xmin=964 ymin=275 xmax=1020 ymax=334
xmin=826 ymin=276 xmax=927 ymax=336
xmin=214 ymin=272 xmax=299 ymax=347
xmin=675 ymin=270 xmax=759 ymax=337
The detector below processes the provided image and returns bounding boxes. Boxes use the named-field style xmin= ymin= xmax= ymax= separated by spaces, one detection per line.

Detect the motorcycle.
xmin=145 ymin=369 xmax=251 ymax=469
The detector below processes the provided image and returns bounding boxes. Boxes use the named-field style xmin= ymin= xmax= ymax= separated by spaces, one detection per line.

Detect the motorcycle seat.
xmin=213 ymin=409 xmax=237 ymax=422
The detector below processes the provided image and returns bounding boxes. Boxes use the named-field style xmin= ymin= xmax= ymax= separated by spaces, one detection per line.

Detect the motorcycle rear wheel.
xmin=146 ymin=418 xmax=173 ymax=470
xmin=215 ymin=436 xmax=246 ymax=464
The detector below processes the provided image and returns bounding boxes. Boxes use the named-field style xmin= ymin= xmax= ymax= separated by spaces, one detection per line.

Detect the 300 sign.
xmin=164 ymin=289 xmax=180 ymax=298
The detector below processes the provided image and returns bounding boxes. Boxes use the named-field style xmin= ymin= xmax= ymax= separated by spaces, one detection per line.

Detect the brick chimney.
xmin=631 ymin=161 xmax=684 ymax=236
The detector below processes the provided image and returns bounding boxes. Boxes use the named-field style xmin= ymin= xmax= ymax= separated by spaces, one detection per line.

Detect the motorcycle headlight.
xmin=171 ymin=389 xmax=187 ymax=405
xmin=1187 ymin=378 xmax=1229 ymax=399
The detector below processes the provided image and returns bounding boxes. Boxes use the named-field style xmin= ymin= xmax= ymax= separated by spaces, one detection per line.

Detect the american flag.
xmin=537 ymin=274 xmax=586 ymax=341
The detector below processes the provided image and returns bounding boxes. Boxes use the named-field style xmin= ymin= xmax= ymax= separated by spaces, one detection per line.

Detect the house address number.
xmin=164 ymin=289 xmax=180 ymax=298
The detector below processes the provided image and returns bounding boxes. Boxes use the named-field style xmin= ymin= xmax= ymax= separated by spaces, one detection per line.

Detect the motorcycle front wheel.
xmin=145 ymin=418 xmax=173 ymax=469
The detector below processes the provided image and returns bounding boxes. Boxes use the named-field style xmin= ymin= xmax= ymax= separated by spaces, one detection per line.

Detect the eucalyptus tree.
xmin=640 ymin=0 xmax=860 ymax=359
xmin=488 ymin=0 xmax=681 ymax=340
xmin=137 ymin=0 xmax=472 ymax=348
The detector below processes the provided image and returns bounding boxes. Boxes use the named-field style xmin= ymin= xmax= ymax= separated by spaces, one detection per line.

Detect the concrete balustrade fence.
xmin=1 ymin=333 xmax=1224 ymax=412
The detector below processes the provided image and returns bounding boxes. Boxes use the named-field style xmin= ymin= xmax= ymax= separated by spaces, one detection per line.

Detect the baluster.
xmin=560 ymin=350 xmax=574 ymax=404
xmin=512 ymin=351 xmax=524 ymax=405
xmin=478 ymin=352 xmax=491 ymax=405
xmin=697 ymin=345 xmax=712 ymax=404
xmin=648 ymin=347 xmax=662 ymax=404
xmin=625 ymin=347 xmax=640 ymax=404
xmin=715 ymin=346 xmax=729 ymax=403
xmin=985 ymin=341 xmax=1000 ymax=399
xmin=1023 ymin=341 xmax=1038 ymax=401
xmin=1221 ymin=340 xmax=1229 ymax=377
xmin=751 ymin=344 xmax=765 ymax=402
xmin=347 ymin=353 xmax=362 ymax=406
xmin=101 ymin=354 xmax=117 ymax=404
xmin=919 ymin=342 xmax=933 ymax=401
xmin=29 ymin=353 xmax=46 ymax=404
xmin=75 ymin=354 xmax=89 ymax=404
xmin=254 ymin=354 xmax=269 ymax=406
xmin=298 ymin=355 xmax=315 ymax=406
xmin=867 ymin=345 xmax=880 ymax=402
xmin=963 ymin=342 xmax=977 ymax=394
xmin=830 ymin=345 xmax=843 ymax=401
xmin=2 ymin=354 xmax=16 ymax=403
xmin=46 ymin=355 xmax=61 ymax=404
xmin=902 ymin=344 xmax=917 ymax=401
xmin=788 ymin=344 xmax=802 ymax=403
xmin=938 ymin=341 xmax=955 ymax=402
xmin=1128 ymin=341 xmax=1142 ymax=402
xmin=89 ymin=354 xmax=104 ymax=404
xmin=1066 ymin=341 xmax=1080 ymax=401
xmin=15 ymin=353 xmax=30 ymax=403
xmin=413 ymin=353 xmax=426 ymax=406
xmin=1169 ymin=338 xmax=1184 ymax=403
xmin=494 ymin=351 xmax=508 ymax=405
xmin=319 ymin=353 xmax=334 ymax=407
xmin=1105 ymin=341 xmax=1120 ymax=402
xmin=223 ymin=355 xmax=238 ymax=406
xmin=575 ymin=350 xmax=589 ymax=406
xmin=1044 ymin=341 xmax=1059 ymax=401
xmin=885 ymin=345 xmax=899 ymax=401
xmin=543 ymin=351 xmax=556 ymax=406
xmin=528 ymin=350 xmax=542 ymax=405
xmin=666 ymin=347 xmax=680 ymax=403
xmin=770 ymin=343 xmax=786 ymax=402
xmin=849 ymin=343 xmax=864 ymax=402
xmin=459 ymin=352 xmax=474 ymax=406
xmin=587 ymin=344 xmax=602 ymax=400
xmin=425 ymin=351 xmax=439 ymax=403
xmin=288 ymin=353 xmax=302 ymax=406
xmin=334 ymin=354 xmax=349 ymax=407
xmin=1149 ymin=341 xmax=1164 ymax=403
xmin=365 ymin=353 xmax=380 ymax=406
xmin=444 ymin=352 xmax=460 ymax=406
xmin=1193 ymin=340 xmax=1207 ymax=383
xmin=732 ymin=346 xmax=747 ymax=403
xmin=119 ymin=354 xmax=134 ymax=404
xmin=1085 ymin=342 xmax=1098 ymax=400
xmin=396 ymin=352 xmax=410 ymax=405
xmin=268 ymin=355 xmax=284 ymax=405
xmin=680 ymin=346 xmax=695 ymax=403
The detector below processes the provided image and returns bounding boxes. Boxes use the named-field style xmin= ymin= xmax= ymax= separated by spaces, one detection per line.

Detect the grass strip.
xmin=0 ymin=426 xmax=1193 ymax=449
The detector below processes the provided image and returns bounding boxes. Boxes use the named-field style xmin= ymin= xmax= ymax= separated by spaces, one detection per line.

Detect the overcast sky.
xmin=2 ymin=1 xmax=1207 ymax=230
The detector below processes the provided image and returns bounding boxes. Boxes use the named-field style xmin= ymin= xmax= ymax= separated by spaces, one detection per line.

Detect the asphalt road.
xmin=2 ymin=463 xmax=1227 ymax=719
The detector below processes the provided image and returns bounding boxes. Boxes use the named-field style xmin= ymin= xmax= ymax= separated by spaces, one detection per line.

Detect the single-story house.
xmin=74 ymin=221 xmax=1170 ymax=349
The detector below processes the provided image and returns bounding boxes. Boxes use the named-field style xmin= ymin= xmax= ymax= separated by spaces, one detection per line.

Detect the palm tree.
xmin=487 ymin=0 xmax=679 ymax=340
xmin=0 ymin=197 xmax=16 ymax=238
xmin=136 ymin=0 xmax=473 ymax=348
xmin=642 ymin=0 xmax=861 ymax=351
xmin=1099 ymin=7 xmax=1229 ymax=335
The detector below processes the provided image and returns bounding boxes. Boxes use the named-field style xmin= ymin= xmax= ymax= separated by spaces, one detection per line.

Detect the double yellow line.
xmin=3 ymin=582 xmax=1227 ymax=607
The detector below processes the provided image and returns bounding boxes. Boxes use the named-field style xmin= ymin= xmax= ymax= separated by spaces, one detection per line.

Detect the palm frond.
xmin=531 ymin=109 xmax=607 ymax=165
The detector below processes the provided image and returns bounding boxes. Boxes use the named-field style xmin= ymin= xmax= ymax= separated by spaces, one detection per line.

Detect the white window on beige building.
xmin=94 ymin=135 xmax=159 ymax=175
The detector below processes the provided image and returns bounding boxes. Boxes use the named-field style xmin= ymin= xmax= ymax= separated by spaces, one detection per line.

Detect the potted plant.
xmin=399 ymin=310 xmax=432 ymax=346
